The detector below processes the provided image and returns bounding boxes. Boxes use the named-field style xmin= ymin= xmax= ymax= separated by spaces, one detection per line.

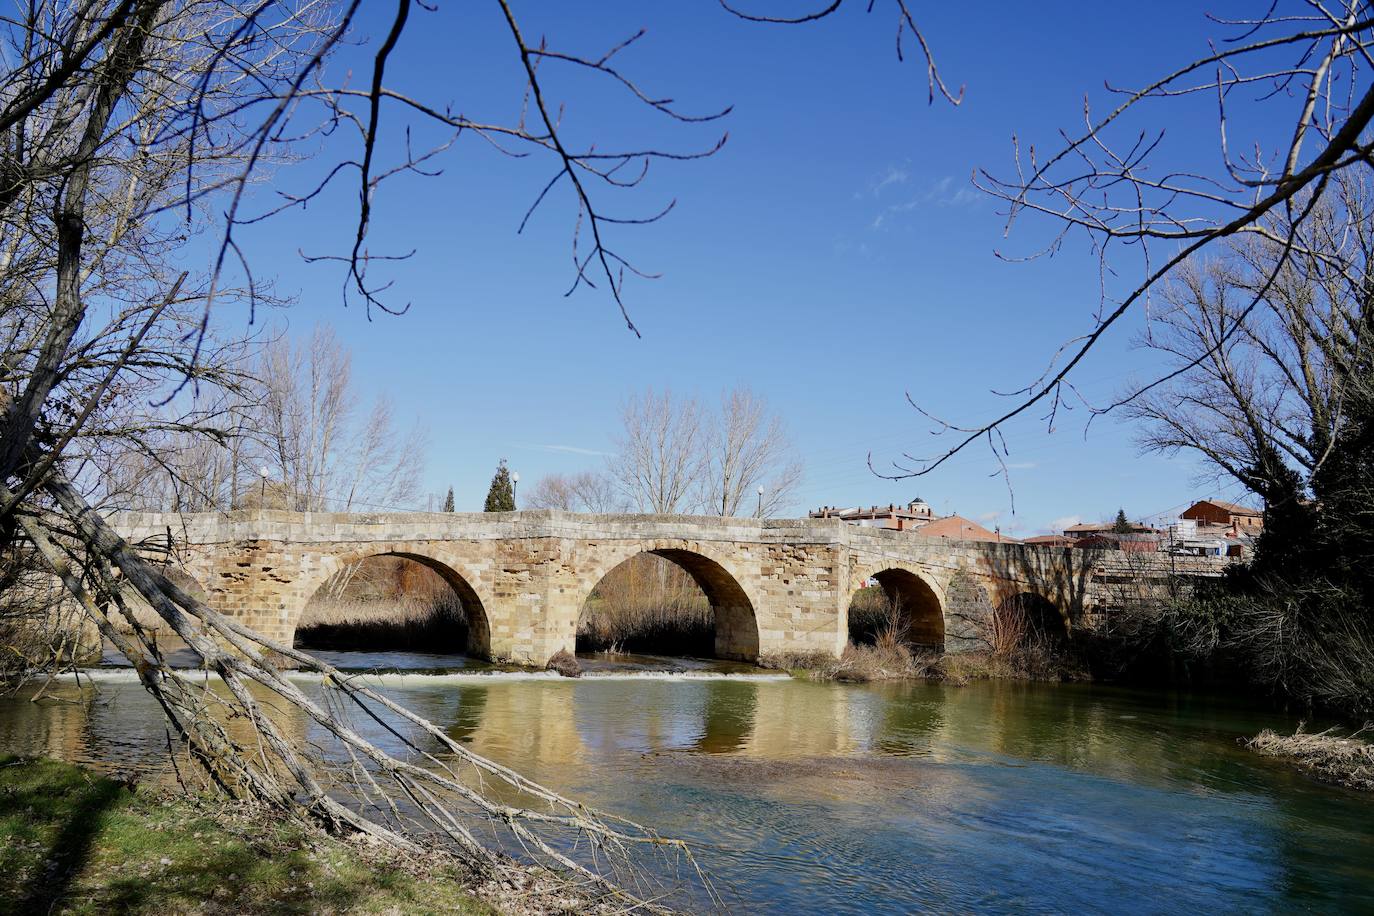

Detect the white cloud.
xmin=1004 ymin=461 xmax=1037 ymax=470
xmin=1050 ymin=514 xmax=1082 ymax=532
xmin=870 ymin=165 xmax=910 ymax=196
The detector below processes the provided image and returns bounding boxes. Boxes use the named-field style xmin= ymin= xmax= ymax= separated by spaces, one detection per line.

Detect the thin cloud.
xmin=871 ymin=165 xmax=909 ymax=195
xmin=541 ymin=444 xmax=610 ymax=457
xmin=871 ymin=175 xmax=983 ymax=229
xmin=516 ymin=443 xmax=612 ymax=457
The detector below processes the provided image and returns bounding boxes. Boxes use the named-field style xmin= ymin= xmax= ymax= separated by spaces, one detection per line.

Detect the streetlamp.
xmin=258 ymin=465 xmax=270 ymax=508
xmin=756 ymin=484 xmax=765 ymax=518
xmin=511 ymin=470 xmax=520 ymax=507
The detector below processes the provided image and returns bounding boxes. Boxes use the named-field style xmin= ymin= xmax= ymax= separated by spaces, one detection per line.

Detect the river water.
xmin=3 ymin=650 xmax=1373 ymax=913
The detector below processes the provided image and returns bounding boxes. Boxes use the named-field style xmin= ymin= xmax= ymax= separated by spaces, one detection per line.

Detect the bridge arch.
xmin=120 ymin=566 xmax=212 ymax=636
xmin=573 ymin=543 xmax=761 ymax=661
xmin=848 ymin=564 xmax=946 ymax=651
xmin=294 ymin=549 xmax=492 ymax=658
xmin=995 ymin=591 xmax=1068 ymax=641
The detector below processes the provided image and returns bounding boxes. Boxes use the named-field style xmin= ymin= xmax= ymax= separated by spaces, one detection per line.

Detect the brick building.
xmin=1180 ymin=499 xmax=1263 ymax=536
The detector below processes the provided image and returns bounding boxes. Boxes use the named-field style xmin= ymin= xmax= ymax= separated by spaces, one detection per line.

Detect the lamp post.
xmin=756 ymin=484 xmax=764 ymax=518
xmin=258 ymin=465 xmax=270 ymax=508
xmin=511 ymin=470 xmax=520 ymax=507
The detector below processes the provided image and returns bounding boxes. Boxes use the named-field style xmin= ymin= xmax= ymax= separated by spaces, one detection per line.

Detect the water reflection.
xmin=465 ymin=683 xmax=585 ymax=765
xmin=695 ymin=680 xmax=756 ymax=754
xmin=2 ymin=666 xmax=1373 ymax=914
xmin=446 ymin=685 xmax=487 ymax=746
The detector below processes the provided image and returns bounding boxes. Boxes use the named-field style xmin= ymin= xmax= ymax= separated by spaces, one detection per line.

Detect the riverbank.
xmin=763 ymin=643 xmax=1088 ymax=685
xmin=0 ymin=756 xmax=585 ymax=915
xmin=1245 ymin=726 xmax=1374 ymax=792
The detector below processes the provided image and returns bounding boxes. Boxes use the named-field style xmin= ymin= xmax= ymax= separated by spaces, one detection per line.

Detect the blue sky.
xmin=218 ymin=0 xmax=1273 ymax=534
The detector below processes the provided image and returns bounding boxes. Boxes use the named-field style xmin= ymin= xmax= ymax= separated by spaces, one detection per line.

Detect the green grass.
xmin=0 ymin=755 xmax=494 ymax=915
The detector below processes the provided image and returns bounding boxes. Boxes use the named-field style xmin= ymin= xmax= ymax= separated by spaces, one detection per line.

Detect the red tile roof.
xmin=915 ymin=515 xmax=1017 ymax=543
xmin=1190 ymin=499 xmax=1262 ymax=517
xmin=1023 ymin=534 xmax=1074 ymax=546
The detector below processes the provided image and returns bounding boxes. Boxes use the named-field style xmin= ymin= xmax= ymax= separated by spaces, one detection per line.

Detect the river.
xmin=3 ymin=650 xmax=1373 ymax=913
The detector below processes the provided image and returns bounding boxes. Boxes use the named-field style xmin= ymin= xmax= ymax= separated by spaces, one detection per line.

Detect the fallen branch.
xmin=9 ymin=467 xmax=715 ymax=909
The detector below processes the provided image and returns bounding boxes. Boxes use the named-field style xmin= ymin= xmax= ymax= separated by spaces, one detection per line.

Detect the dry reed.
xmin=577 ymin=554 xmax=714 ymax=655
xmin=292 ymin=557 xmax=469 ymax=651
xmin=294 ymin=595 xmax=468 ymax=652
xmin=577 ymin=597 xmax=712 ymax=655
xmin=1245 ymin=724 xmax=1374 ymax=791
xmin=766 ymin=593 xmax=938 ymax=682
xmin=774 ymin=591 xmax=1083 ymax=684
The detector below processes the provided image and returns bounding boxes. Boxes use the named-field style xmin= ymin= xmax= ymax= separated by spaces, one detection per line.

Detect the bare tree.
xmin=877 ymin=5 xmax=1374 ymax=480
xmin=86 ymin=383 xmax=260 ymax=513
xmin=0 ymin=2 xmax=710 ymax=896
xmin=608 ymin=389 xmax=705 ymax=513
xmin=526 ymin=473 xmax=577 ymax=510
xmin=569 ymin=470 xmax=627 ymax=513
xmin=1126 ymin=171 xmax=1374 ymax=501
xmin=701 ymin=386 xmax=803 ymax=517
xmin=0 ymin=0 xmax=959 ymax=900
xmin=257 ymin=326 xmax=425 ymax=512
xmin=526 ymin=470 xmax=625 ymax=513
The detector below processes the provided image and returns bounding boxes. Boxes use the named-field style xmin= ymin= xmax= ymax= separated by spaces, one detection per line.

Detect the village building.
xmin=808 ymin=499 xmax=1017 ymax=542
xmin=1180 ymin=499 xmax=1263 ymax=537
xmin=1056 ymin=520 xmax=1164 ymax=552
xmin=1062 ymin=520 xmax=1159 ymax=540
xmin=1022 ymin=534 xmax=1075 ymax=548
xmin=914 ymin=514 xmax=1016 ymax=543
xmin=809 ymin=498 xmax=936 ymax=531
xmin=1166 ymin=499 xmax=1264 ymax=558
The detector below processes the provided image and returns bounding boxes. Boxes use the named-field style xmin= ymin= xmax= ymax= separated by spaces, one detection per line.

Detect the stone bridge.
xmin=110 ymin=510 xmax=1230 ymax=665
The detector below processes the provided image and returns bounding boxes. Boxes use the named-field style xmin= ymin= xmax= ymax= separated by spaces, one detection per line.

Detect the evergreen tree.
xmin=483 ymin=460 xmax=516 ymax=512
xmin=442 ymin=486 xmax=455 ymax=512
xmin=1112 ymin=508 xmax=1131 ymax=534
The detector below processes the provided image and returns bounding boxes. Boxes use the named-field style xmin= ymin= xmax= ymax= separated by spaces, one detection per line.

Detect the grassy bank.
xmin=0 ymin=756 xmax=503 ymax=914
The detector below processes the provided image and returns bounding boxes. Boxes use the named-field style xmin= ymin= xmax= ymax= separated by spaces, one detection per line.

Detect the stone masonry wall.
xmin=109 ymin=510 xmax=1231 ymax=665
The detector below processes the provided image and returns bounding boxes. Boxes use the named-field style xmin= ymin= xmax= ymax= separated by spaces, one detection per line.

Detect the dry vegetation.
xmin=577 ymin=555 xmax=713 ymax=656
xmin=293 ymin=557 xmax=467 ymax=651
xmin=1245 ymin=725 xmax=1374 ymax=792
xmin=950 ymin=596 xmax=1084 ymax=684
xmin=1 ymin=546 xmax=101 ymax=679
xmin=765 ymin=589 xmax=1084 ymax=685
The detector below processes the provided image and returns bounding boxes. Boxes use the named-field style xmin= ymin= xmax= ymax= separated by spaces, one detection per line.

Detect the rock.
xmin=545 ymin=649 xmax=582 ymax=678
